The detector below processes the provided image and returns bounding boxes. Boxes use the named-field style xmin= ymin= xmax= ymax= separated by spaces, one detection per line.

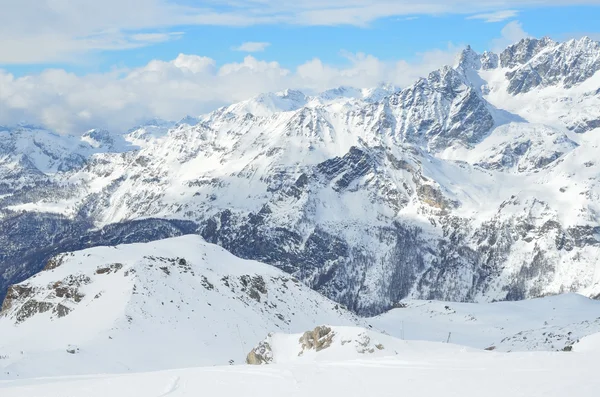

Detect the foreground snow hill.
xmin=1 ymin=338 xmax=599 ymax=397
xmin=0 ymin=235 xmax=363 ymax=379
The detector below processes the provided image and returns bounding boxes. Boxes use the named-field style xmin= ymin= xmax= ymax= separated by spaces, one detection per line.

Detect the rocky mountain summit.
xmin=1 ymin=37 xmax=600 ymax=315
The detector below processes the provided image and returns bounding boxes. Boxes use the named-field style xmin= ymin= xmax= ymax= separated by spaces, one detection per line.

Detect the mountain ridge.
xmin=1 ymin=36 xmax=600 ymax=314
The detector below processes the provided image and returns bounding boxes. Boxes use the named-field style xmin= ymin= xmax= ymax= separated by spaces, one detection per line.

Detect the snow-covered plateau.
xmin=3 ymin=346 xmax=600 ymax=397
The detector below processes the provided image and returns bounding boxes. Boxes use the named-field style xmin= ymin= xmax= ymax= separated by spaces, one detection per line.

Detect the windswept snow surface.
xmin=1 ymin=343 xmax=599 ymax=397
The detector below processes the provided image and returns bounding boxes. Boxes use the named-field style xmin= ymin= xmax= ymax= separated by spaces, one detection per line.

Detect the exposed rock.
xmin=239 ymin=275 xmax=267 ymax=302
xmin=356 ymin=333 xmax=375 ymax=354
xmin=566 ymin=118 xmax=600 ymax=134
xmin=52 ymin=281 xmax=85 ymax=302
xmin=299 ymin=326 xmax=335 ymax=353
xmin=66 ymin=346 xmax=80 ymax=355
xmin=200 ymin=276 xmax=214 ymax=291
xmin=417 ymin=184 xmax=457 ymax=210
xmin=500 ymin=37 xmax=556 ymax=69
xmin=481 ymin=51 xmax=499 ymax=70
xmin=54 ymin=303 xmax=72 ymax=318
xmin=505 ymin=37 xmax=600 ymax=94
xmin=1 ymin=273 xmax=92 ymax=322
xmin=246 ymin=340 xmax=273 ymax=365
xmin=1 ymin=285 xmax=33 ymax=316
xmin=43 ymin=254 xmax=68 ymax=271
xmin=96 ymin=263 xmax=124 ymax=275
xmin=14 ymin=300 xmax=54 ymax=323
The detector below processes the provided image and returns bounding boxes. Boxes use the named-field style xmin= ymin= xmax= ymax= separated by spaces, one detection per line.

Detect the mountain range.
xmin=2 ymin=36 xmax=600 ymax=315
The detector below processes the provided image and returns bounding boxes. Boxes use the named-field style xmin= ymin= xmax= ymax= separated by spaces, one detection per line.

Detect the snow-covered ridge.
xmin=0 ymin=235 xmax=362 ymax=379
xmin=204 ymin=84 xmax=400 ymax=120
xmin=0 ymin=126 xmax=136 ymax=174
xmin=370 ymin=294 xmax=600 ymax=352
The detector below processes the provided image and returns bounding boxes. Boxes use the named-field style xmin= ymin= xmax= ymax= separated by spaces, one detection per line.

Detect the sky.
xmin=0 ymin=1 xmax=599 ymax=134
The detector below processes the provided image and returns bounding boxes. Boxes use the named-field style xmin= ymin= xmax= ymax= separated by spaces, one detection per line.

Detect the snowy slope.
xmin=2 ymin=341 xmax=599 ymax=397
xmin=0 ymin=235 xmax=362 ymax=379
xmin=371 ymin=294 xmax=600 ymax=352
xmin=573 ymin=332 xmax=600 ymax=352
xmin=0 ymin=126 xmax=135 ymax=175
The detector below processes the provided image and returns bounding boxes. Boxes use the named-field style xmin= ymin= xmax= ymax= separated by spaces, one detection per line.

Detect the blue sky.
xmin=2 ymin=3 xmax=600 ymax=76
xmin=0 ymin=1 xmax=599 ymax=133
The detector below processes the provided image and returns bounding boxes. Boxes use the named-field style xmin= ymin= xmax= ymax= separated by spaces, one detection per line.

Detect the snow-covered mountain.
xmin=2 ymin=37 xmax=600 ymax=315
xmin=3 ymin=235 xmax=600 ymax=381
xmin=0 ymin=235 xmax=362 ymax=378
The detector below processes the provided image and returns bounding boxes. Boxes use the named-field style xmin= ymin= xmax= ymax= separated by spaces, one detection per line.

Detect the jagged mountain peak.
xmin=455 ymin=45 xmax=481 ymax=70
xmin=504 ymin=36 xmax=600 ymax=94
xmin=215 ymin=89 xmax=309 ymax=118
xmin=452 ymin=36 xmax=600 ymax=75
xmin=500 ymin=36 xmax=557 ymax=68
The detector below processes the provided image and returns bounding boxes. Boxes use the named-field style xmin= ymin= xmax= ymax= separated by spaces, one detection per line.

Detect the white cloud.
xmin=0 ymin=1 xmax=599 ymax=63
xmin=491 ymin=21 xmax=530 ymax=52
xmin=0 ymin=45 xmax=460 ymax=134
xmin=130 ymin=32 xmax=184 ymax=43
xmin=233 ymin=42 xmax=272 ymax=52
xmin=467 ymin=10 xmax=519 ymax=23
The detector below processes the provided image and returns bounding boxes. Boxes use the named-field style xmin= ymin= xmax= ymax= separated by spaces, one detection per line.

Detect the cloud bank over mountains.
xmin=0 ymin=46 xmax=460 ymax=134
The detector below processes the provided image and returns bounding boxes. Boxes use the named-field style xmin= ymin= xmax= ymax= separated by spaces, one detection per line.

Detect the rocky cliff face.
xmin=2 ymin=37 xmax=600 ymax=315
